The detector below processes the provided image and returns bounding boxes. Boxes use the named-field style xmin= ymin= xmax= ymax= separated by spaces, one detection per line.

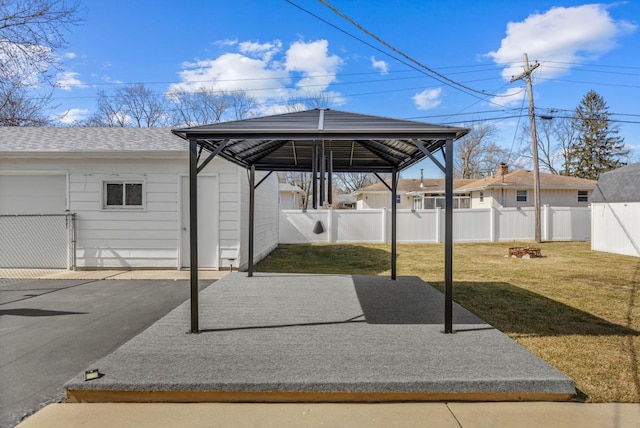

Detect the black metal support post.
xmin=391 ymin=168 xmax=398 ymax=281
xmin=444 ymin=138 xmax=454 ymax=333
xmin=189 ymin=139 xmax=199 ymax=333
xmin=312 ymin=144 xmax=318 ymax=209
xmin=320 ymin=151 xmax=325 ymax=207
xmin=248 ymin=165 xmax=255 ymax=277
xmin=327 ymin=151 xmax=333 ymax=205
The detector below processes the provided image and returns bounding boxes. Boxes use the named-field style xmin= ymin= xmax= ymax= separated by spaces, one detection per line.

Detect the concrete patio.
xmin=64 ymin=273 xmax=575 ymax=402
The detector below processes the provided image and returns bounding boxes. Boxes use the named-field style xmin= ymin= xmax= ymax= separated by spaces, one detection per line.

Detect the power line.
xmin=284 ymin=0 xmax=512 ymax=104
xmin=314 ymin=0 xmax=512 ymax=98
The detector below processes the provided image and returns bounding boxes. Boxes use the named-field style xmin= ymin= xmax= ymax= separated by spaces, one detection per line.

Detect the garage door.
xmin=0 ymin=174 xmax=66 ymax=214
xmin=0 ymin=174 xmax=70 ymax=268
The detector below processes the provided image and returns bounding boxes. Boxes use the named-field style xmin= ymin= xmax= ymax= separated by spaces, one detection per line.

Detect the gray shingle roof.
xmin=0 ymin=127 xmax=186 ymax=152
xmin=591 ymin=163 xmax=640 ymax=203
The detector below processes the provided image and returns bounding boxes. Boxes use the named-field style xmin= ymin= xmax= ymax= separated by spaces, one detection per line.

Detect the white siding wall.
xmin=356 ymin=192 xmax=412 ymax=209
xmin=239 ymin=171 xmax=279 ymax=270
xmin=592 ymin=203 xmax=640 ymax=257
xmin=477 ymin=188 xmax=591 ymax=208
xmin=1 ymin=155 xmax=246 ymax=268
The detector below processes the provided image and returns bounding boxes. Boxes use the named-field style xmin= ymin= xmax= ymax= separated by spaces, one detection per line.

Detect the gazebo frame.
xmin=172 ymin=109 xmax=468 ymax=335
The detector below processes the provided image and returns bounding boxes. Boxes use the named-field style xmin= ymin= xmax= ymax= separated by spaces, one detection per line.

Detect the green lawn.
xmin=255 ymin=241 xmax=640 ymax=403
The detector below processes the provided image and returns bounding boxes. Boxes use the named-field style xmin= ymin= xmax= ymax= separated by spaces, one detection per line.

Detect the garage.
xmin=0 ymin=173 xmax=67 ymax=215
xmin=0 ymin=173 xmax=71 ymax=268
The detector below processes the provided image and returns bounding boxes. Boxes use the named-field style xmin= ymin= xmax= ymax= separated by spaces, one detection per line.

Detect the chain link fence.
xmin=0 ymin=213 xmax=76 ymax=270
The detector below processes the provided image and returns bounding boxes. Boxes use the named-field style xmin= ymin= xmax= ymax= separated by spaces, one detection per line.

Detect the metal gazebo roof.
xmin=172 ymin=109 xmax=468 ymax=172
xmin=171 ymin=109 xmax=468 ymax=335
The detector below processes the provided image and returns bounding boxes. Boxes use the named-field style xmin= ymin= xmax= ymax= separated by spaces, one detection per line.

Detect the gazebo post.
xmin=248 ymin=164 xmax=255 ymax=277
xmin=189 ymin=138 xmax=199 ymax=333
xmin=391 ymin=168 xmax=398 ymax=280
xmin=444 ymin=137 xmax=454 ymax=333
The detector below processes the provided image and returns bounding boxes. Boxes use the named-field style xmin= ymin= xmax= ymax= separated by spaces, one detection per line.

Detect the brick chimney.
xmin=497 ymin=163 xmax=509 ymax=177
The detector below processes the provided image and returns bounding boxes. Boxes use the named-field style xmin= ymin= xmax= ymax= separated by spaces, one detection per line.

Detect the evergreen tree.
xmin=568 ymin=90 xmax=627 ymax=179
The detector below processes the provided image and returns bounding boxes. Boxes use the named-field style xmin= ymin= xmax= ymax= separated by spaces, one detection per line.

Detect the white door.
xmin=180 ymin=175 xmax=219 ymax=269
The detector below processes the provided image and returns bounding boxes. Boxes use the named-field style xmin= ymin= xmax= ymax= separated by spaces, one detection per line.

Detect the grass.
xmin=255 ymin=241 xmax=640 ymax=403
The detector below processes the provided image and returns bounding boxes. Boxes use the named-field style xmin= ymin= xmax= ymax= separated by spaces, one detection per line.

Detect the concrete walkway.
xmin=0 ymin=268 xmax=228 ymax=281
xmin=17 ymin=402 xmax=640 ymax=427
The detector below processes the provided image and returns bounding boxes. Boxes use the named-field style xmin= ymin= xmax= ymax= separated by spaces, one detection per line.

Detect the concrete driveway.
xmin=0 ymin=276 xmax=215 ymax=428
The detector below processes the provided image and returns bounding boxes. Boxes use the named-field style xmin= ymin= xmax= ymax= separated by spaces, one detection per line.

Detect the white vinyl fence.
xmin=279 ymin=206 xmax=591 ymax=244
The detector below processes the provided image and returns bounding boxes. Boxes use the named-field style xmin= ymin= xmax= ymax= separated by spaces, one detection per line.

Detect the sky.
xmin=48 ymin=0 xmax=640 ymax=178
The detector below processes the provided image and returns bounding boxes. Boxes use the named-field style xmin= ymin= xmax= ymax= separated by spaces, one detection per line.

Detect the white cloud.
xmin=412 ymin=88 xmax=442 ymax=110
xmin=213 ymin=38 xmax=238 ymax=48
xmin=238 ymin=40 xmax=282 ymax=61
xmin=370 ymin=56 xmax=388 ymax=74
xmin=169 ymin=39 xmax=343 ymax=110
xmin=63 ymin=52 xmax=77 ymax=59
xmin=487 ymin=4 xmax=636 ymax=80
xmin=55 ymin=108 xmax=89 ymax=124
xmin=285 ymin=40 xmax=342 ymax=94
xmin=56 ymin=71 xmax=85 ymax=91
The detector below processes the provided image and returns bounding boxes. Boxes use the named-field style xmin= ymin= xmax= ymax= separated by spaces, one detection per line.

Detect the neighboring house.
xmin=278 ymin=183 xmax=306 ymax=209
xmin=353 ymin=178 xmax=476 ymax=209
xmin=354 ymin=165 xmax=597 ymax=210
xmin=0 ymin=127 xmax=279 ymax=270
xmin=460 ymin=164 xmax=597 ymax=208
xmin=591 ymin=163 xmax=640 ymax=257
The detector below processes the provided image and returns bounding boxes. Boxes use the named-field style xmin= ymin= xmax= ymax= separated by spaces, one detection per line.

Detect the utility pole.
xmin=511 ymin=53 xmax=542 ymax=243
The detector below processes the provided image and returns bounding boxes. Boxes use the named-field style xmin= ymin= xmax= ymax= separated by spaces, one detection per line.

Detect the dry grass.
xmin=256 ymin=241 xmax=640 ymax=403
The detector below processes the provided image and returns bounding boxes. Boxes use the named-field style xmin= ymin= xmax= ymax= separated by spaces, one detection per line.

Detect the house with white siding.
xmin=353 ymin=164 xmax=596 ymax=210
xmin=591 ymin=163 xmax=640 ymax=257
xmin=0 ymin=127 xmax=279 ymax=270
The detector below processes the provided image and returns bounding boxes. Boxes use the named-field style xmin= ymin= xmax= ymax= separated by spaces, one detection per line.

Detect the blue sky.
xmin=51 ymin=0 xmax=639 ymax=178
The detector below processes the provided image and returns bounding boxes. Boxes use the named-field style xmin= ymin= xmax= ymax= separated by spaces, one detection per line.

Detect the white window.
xmin=395 ymin=194 xmax=401 ymax=204
xmin=103 ymin=181 xmax=144 ymax=209
xmin=479 ymin=191 xmax=484 ymax=202
xmin=578 ymin=190 xmax=589 ymax=202
xmin=516 ymin=190 xmax=527 ymax=202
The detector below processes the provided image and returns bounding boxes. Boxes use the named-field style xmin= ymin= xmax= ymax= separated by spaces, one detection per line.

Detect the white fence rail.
xmin=279 ymin=206 xmax=591 ymax=244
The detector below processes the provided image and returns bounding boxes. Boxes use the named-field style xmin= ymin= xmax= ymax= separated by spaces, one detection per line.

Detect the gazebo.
xmin=172 ymin=109 xmax=468 ymax=334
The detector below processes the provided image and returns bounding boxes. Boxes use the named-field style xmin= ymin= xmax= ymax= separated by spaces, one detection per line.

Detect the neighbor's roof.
xmin=0 ymin=127 xmax=186 ymax=154
xmin=278 ymin=183 xmax=305 ymax=193
xmin=353 ymin=178 xmax=475 ymax=195
xmin=172 ymin=109 xmax=468 ymax=173
xmin=461 ymin=170 xmax=597 ymax=191
xmin=591 ymin=163 xmax=640 ymax=203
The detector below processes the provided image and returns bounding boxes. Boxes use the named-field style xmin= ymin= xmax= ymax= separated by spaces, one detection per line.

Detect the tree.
xmin=285 ymin=91 xmax=332 ymax=112
xmin=84 ymin=84 xmax=170 ymax=127
xmin=568 ymin=90 xmax=627 ymax=179
xmin=280 ymin=171 xmax=312 ymax=211
xmin=455 ymin=123 xmax=508 ymax=178
xmin=0 ymin=0 xmax=81 ymax=126
xmin=519 ymin=114 xmax=578 ymax=175
xmin=168 ymin=86 xmax=257 ymax=126
xmin=0 ymin=78 xmax=50 ymax=125
xmin=335 ymin=173 xmax=379 ymax=193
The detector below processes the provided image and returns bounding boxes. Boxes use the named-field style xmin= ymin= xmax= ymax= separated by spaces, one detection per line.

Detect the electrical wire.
xmin=314 ymin=0 xmax=513 ymax=98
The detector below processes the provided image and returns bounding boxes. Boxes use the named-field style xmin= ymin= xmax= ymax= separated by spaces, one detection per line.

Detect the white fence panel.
xmin=496 ymin=207 xmax=535 ymax=241
xmin=279 ymin=207 xmax=591 ymax=244
xmin=453 ymin=209 xmax=492 ymax=242
xmin=547 ymin=206 xmax=591 ymax=241
xmin=279 ymin=210 xmax=330 ymax=243
xmin=397 ymin=210 xmax=440 ymax=243
xmin=591 ymin=203 xmax=640 ymax=257
xmin=335 ymin=210 xmax=384 ymax=242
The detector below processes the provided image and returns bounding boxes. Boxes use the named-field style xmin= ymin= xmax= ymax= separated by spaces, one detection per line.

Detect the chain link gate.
xmin=0 ymin=213 xmax=76 ymax=269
